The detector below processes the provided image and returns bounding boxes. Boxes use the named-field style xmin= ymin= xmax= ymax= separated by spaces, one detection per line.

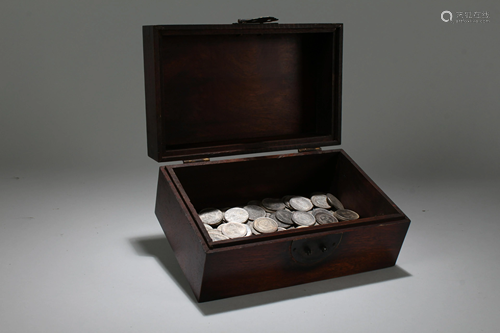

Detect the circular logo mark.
xmin=441 ymin=10 xmax=453 ymax=22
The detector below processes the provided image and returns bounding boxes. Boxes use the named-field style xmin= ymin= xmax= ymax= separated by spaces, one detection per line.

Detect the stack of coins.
xmin=199 ymin=193 xmax=360 ymax=242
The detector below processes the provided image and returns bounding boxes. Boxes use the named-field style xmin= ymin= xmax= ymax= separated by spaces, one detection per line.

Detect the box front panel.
xmin=199 ymin=220 xmax=409 ymax=301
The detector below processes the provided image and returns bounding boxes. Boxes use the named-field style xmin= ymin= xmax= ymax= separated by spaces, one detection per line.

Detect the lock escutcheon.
xmin=290 ymin=233 xmax=343 ymax=265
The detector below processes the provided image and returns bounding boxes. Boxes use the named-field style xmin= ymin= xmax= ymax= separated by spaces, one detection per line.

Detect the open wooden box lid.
xmin=143 ymin=23 xmax=343 ymax=162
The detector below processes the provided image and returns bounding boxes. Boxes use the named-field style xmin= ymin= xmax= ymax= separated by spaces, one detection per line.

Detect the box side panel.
xmin=143 ymin=26 xmax=162 ymax=161
xmin=155 ymin=167 xmax=207 ymax=300
xmin=199 ymin=219 xmax=409 ymax=302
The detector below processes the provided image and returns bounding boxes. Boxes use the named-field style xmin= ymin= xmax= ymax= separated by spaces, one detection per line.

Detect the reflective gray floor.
xmin=1 ymin=164 xmax=499 ymax=332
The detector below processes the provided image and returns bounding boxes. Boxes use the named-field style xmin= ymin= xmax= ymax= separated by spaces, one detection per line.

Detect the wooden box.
xmin=143 ymin=22 xmax=410 ymax=302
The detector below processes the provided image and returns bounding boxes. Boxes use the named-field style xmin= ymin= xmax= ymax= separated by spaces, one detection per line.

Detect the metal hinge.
xmin=183 ymin=158 xmax=210 ymax=164
xmin=298 ymin=147 xmax=322 ymax=153
xmin=235 ymin=16 xmax=278 ymax=24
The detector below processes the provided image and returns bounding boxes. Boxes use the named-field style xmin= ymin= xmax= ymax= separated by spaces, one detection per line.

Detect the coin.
xmin=243 ymin=205 xmax=266 ymax=221
xmin=253 ymin=217 xmax=278 ymax=233
xmin=281 ymin=195 xmax=294 ymax=209
xmin=224 ymin=207 xmax=249 ymax=223
xmin=289 ymin=196 xmax=313 ymax=211
xmin=208 ymin=230 xmax=230 ymax=241
xmin=271 ymin=214 xmax=292 ymax=229
xmin=334 ymin=209 xmax=359 ymax=221
xmin=221 ymin=222 xmax=248 ymax=238
xmin=245 ymin=224 xmax=252 ymax=237
xmin=311 ymin=194 xmax=331 ymax=209
xmin=199 ymin=208 xmax=223 ymax=226
xmin=311 ymin=208 xmax=335 ymax=217
xmin=204 ymin=224 xmax=213 ymax=231
xmin=326 ymin=193 xmax=344 ymax=210
xmin=315 ymin=212 xmax=338 ymax=225
xmin=275 ymin=210 xmax=294 ymax=225
xmin=292 ymin=211 xmax=316 ymax=226
xmin=248 ymin=221 xmax=261 ymax=235
xmin=261 ymin=198 xmax=286 ymax=211
xmin=268 ymin=213 xmax=289 ymax=228
xmin=277 ymin=227 xmax=287 ymax=231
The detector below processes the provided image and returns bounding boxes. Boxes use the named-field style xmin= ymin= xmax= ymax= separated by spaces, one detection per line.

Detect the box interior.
xmin=158 ymin=31 xmax=336 ymax=152
xmin=171 ymin=151 xmax=400 ymax=225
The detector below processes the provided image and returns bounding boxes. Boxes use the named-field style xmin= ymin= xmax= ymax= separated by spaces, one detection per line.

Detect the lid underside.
xmin=143 ymin=24 xmax=343 ymax=162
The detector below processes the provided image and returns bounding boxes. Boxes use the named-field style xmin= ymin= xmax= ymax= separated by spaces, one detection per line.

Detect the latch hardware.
xmin=236 ymin=16 xmax=278 ymax=24
xmin=298 ymin=147 xmax=322 ymax=153
xmin=183 ymin=158 xmax=210 ymax=164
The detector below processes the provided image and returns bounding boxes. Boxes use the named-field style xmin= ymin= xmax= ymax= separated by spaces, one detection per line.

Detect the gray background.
xmin=1 ymin=0 xmax=499 ymax=332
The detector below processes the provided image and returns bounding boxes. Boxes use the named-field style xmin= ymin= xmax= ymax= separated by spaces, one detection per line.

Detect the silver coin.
xmin=315 ymin=212 xmax=338 ymax=225
xmin=311 ymin=194 xmax=331 ymax=209
xmin=268 ymin=213 xmax=288 ymax=228
xmin=326 ymin=193 xmax=344 ymax=210
xmin=216 ymin=224 xmax=224 ymax=231
xmin=261 ymin=198 xmax=286 ymax=211
xmin=221 ymin=222 xmax=248 ymax=239
xmin=243 ymin=205 xmax=266 ymax=221
xmin=281 ymin=195 xmax=294 ymax=209
xmin=334 ymin=209 xmax=359 ymax=221
xmin=292 ymin=211 xmax=316 ymax=226
xmin=265 ymin=212 xmax=271 ymax=218
xmin=224 ymin=207 xmax=249 ymax=223
xmin=277 ymin=227 xmax=287 ymax=231
xmin=248 ymin=221 xmax=261 ymax=235
xmin=199 ymin=208 xmax=223 ymax=226
xmin=289 ymin=196 xmax=314 ymax=211
xmin=204 ymin=224 xmax=213 ymax=231
xmin=244 ymin=224 xmax=252 ymax=237
xmin=311 ymin=208 xmax=335 ymax=217
xmin=275 ymin=210 xmax=294 ymax=225
xmin=208 ymin=230 xmax=230 ymax=241
xmin=247 ymin=200 xmax=261 ymax=206
xmin=272 ymin=215 xmax=292 ymax=228
xmin=253 ymin=217 xmax=278 ymax=233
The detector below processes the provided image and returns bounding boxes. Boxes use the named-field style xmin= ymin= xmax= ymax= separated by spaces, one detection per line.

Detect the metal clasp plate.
xmin=291 ymin=233 xmax=343 ymax=265
xmin=236 ymin=16 xmax=278 ymax=24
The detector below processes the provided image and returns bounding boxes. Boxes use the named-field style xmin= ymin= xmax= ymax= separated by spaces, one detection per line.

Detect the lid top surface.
xmin=143 ymin=23 xmax=343 ymax=162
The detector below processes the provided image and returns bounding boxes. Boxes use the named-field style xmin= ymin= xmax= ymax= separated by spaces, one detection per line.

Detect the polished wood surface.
xmin=143 ymin=24 xmax=342 ymax=162
xmin=155 ymin=149 xmax=410 ymax=301
xmin=147 ymin=23 xmax=410 ymax=302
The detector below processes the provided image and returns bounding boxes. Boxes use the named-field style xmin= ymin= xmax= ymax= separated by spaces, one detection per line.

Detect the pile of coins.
xmin=198 ymin=193 xmax=360 ymax=242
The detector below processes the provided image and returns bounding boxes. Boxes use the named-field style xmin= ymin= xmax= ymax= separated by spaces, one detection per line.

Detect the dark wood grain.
xmin=143 ymin=24 xmax=342 ymax=162
xmin=198 ymin=220 xmax=409 ymax=301
xmin=154 ymin=149 xmax=411 ymax=301
xmin=155 ymin=168 xmax=209 ymax=299
xmin=147 ymin=23 xmax=410 ymax=302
